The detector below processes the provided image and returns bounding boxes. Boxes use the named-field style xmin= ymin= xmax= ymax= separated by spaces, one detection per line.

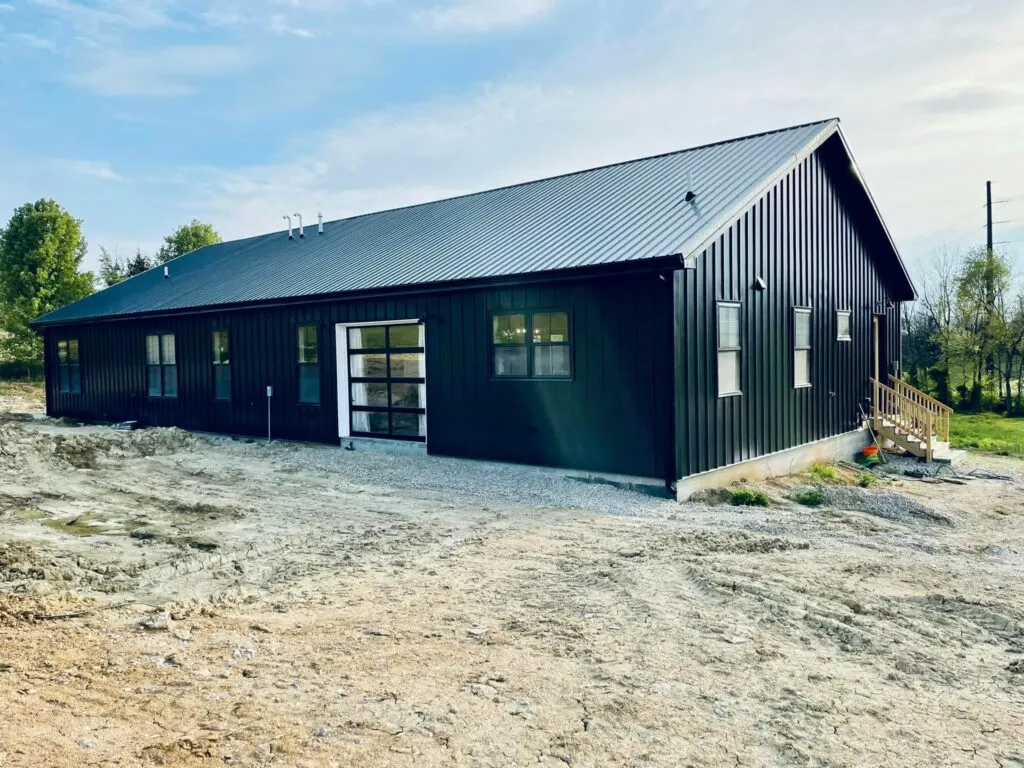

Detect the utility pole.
xmin=987 ymin=180 xmax=994 ymax=254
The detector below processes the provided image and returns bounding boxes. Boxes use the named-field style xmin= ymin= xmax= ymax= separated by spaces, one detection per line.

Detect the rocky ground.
xmin=1 ymin=395 xmax=1023 ymax=767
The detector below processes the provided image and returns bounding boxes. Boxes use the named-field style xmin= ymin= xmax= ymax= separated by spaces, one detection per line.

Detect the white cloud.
xmin=11 ymin=31 xmax=54 ymax=48
xmin=61 ymin=159 xmax=126 ymax=182
xmin=68 ymin=44 xmax=252 ymax=96
xmin=0 ymin=4 xmax=16 ymax=12
xmin=176 ymin=0 xmax=1024 ymax=275
xmin=269 ymin=13 xmax=317 ymax=38
xmin=417 ymin=0 xmax=558 ymax=32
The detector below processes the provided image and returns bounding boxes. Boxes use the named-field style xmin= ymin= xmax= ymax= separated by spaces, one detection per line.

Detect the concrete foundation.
xmin=675 ymin=428 xmax=870 ymax=501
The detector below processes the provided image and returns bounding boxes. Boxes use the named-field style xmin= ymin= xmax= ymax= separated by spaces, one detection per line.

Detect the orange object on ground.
xmin=862 ymin=445 xmax=879 ymax=456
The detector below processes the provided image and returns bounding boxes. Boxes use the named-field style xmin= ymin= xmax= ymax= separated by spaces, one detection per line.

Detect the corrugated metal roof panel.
xmin=35 ymin=119 xmax=846 ymax=326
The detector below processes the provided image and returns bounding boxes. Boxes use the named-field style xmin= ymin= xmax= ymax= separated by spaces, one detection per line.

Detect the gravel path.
xmin=219 ymin=437 xmax=684 ymax=517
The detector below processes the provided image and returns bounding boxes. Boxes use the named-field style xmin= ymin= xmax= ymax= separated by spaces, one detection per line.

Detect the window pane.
xmin=298 ymin=326 xmax=319 ymax=364
xmin=299 ymin=365 xmax=320 ymax=404
xmin=533 ymin=312 xmax=569 ymax=343
xmin=213 ymin=331 xmax=229 ymax=364
xmin=163 ymin=365 xmax=178 ymax=397
xmin=214 ymin=365 xmax=231 ymax=400
xmin=349 ymin=326 xmax=386 ymax=350
xmin=148 ymin=365 xmax=162 ymax=396
xmin=391 ymin=383 xmax=425 ymax=409
xmin=795 ymin=311 xmax=811 ymax=348
xmin=161 ymin=334 xmax=176 ymax=365
xmin=388 ymin=324 xmax=423 ymax=349
xmin=493 ymin=314 xmax=527 ymax=345
xmin=795 ymin=350 xmax=811 ymax=386
xmin=718 ymin=350 xmax=740 ymax=395
xmin=390 ymin=353 xmax=424 ymax=379
xmin=350 ymin=353 xmax=387 ymax=378
xmin=392 ymin=412 xmax=426 ymax=437
xmin=837 ymin=312 xmax=851 ymax=340
xmin=351 ymin=382 xmax=389 ymax=407
xmin=353 ymin=410 xmax=388 ymax=434
xmin=146 ymin=335 xmax=160 ymax=365
xmin=494 ymin=346 xmax=527 ymax=377
xmin=718 ymin=305 xmax=740 ymax=349
xmin=534 ymin=346 xmax=570 ymax=377
xmin=59 ymin=367 xmax=70 ymax=393
xmin=68 ymin=339 xmax=79 ymax=363
xmin=57 ymin=340 xmax=68 ymax=363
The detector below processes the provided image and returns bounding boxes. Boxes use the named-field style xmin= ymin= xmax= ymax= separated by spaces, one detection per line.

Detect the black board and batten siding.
xmin=44 ymin=273 xmax=675 ymax=481
xmin=673 ymin=143 xmax=902 ymax=479
xmin=42 ymin=134 xmax=911 ymax=488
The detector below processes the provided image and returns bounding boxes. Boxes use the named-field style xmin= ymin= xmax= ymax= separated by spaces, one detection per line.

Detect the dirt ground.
xmin=1 ymin=394 xmax=1023 ymax=767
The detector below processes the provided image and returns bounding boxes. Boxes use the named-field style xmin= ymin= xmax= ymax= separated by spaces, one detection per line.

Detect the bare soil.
xmin=1 ymin=396 xmax=1023 ymax=767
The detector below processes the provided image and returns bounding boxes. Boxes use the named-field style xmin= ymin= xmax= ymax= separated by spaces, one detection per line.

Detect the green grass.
xmin=950 ymin=413 xmax=1024 ymax=457
xmin=793 ymin=489 xmax=826 ymax=507
xmin=729 ymin=488 xmax=771 ymax=507
xmin=856 ymin=472 xmax=878 ymax=488
xmin=810 ymin=463 xmax=840 ymax=485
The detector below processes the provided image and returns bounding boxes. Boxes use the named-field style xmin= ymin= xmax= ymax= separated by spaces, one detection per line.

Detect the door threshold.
xmin=339 ymin=436 xmax=427 ymax=455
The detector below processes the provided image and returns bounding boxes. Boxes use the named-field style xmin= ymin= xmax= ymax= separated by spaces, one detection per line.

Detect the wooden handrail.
xmin=887 ymin=375 xmax=953 ymax=414
xmin=872 ymin=378 xmax=950 ymax=446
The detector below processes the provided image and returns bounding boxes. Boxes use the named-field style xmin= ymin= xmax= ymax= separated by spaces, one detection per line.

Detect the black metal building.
xmin=32 ymin=119 xmax=915 ymax=490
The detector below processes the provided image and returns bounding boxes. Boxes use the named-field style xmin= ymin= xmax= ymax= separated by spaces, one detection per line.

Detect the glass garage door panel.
xmin=348 ymin=324 xmax=426 ymax=442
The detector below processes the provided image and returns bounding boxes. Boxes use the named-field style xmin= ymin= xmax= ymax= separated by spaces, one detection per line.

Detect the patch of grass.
xmin=810 ymin=463 xmax=840 ymax=485
xmin=793 ymin=489 xmax=826 ymax=507
xmin=0 ymin=379 xmax=44 ymax=397
xmin=729 ymin=488 xmax=771 ymax=507
xmin=950 ymin=413 xmax=1024 ymax=457
xmin=857 ymin=472 xmax=878 ymax=488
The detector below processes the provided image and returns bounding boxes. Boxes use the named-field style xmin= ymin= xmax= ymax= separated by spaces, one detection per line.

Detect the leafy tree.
xmin=156 ymin=219 xmax=221 ymax=263
xmin=0 ymin=200 xmax=94 ymax=369
xmin=98 ymin=246 xmax=153 ymax=287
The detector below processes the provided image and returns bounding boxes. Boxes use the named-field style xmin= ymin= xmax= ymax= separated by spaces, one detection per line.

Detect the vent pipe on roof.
xmin=684 ymin=169 xmax=696 ymax=203
xmin=283 ymin=215 xmax=294 ymax=240
xmin=163 ymin=266 xmax=169 ymax=280
xmin=294 ymin=212 xmax=304 ymax=239
xmin=317 ymin=212 xmax=323 ymax=235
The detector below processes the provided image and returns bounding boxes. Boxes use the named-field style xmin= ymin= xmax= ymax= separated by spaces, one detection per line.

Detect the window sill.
xmin=837 ymin=337 xmax=852 ymax=342
xmin=718 ymin=391 xmax=742 ymax=398
xmin=794 ymin=384 xmax=813 ymax=390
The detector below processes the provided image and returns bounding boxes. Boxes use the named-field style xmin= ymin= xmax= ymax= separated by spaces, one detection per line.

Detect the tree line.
xmin=902 ymin=246 xmax=1024 ymax=415
xmin=0 ymin=199 xmax=220 ymax=376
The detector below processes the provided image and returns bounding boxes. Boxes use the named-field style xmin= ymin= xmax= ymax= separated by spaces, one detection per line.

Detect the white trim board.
xmin=335 ymin=319 xmax=426 ymax=442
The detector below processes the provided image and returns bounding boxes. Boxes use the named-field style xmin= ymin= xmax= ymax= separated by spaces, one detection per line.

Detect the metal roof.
xmin=34 ymin=118 xmax=908 ymax=326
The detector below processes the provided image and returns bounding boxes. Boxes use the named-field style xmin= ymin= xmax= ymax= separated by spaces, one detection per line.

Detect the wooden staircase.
xmin=871 ymin=375 xmax=957 ymax=463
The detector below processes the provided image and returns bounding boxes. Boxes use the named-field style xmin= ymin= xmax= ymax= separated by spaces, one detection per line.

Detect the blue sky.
xmin=1 ymin=0 xmax=1022 ymax=281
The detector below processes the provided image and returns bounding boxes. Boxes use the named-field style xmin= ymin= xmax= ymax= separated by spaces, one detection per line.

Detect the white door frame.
xmin=335 ymin=319 xmax=426 ymax=442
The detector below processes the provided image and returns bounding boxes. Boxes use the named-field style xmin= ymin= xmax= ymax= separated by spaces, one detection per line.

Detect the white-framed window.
xmin=836 ymin=310 xmax=852 ymax=342
xmin=146 ymin=334 xmax=177 ymax=398
xmin=57 ymin=339 xmax=81 ymax=394
xmin=794 ymin=308 xmax=812 ymax=388
xmin=717 ymin=302 xmax=741 ymax=397
xmin=212 ymin=330 xmax=231 ymax=401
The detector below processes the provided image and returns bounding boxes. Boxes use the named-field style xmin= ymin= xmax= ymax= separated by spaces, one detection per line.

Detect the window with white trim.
xmin=57 ymin=339 xmax=81 ymax=394
xmin=717 ymin=302 xmax=741 ymax=396
xmin=146 ymin=334 xmax=177 ymax=398
xmin=794 ymin=308 xmax=812 ymax=387
xmin=298 ymin=325 xmax=321 ymax=404
xmin=212 ymin=330 xmax=231 ymax=401
xmin=836 ymin=310 xmax=851 ymax=342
